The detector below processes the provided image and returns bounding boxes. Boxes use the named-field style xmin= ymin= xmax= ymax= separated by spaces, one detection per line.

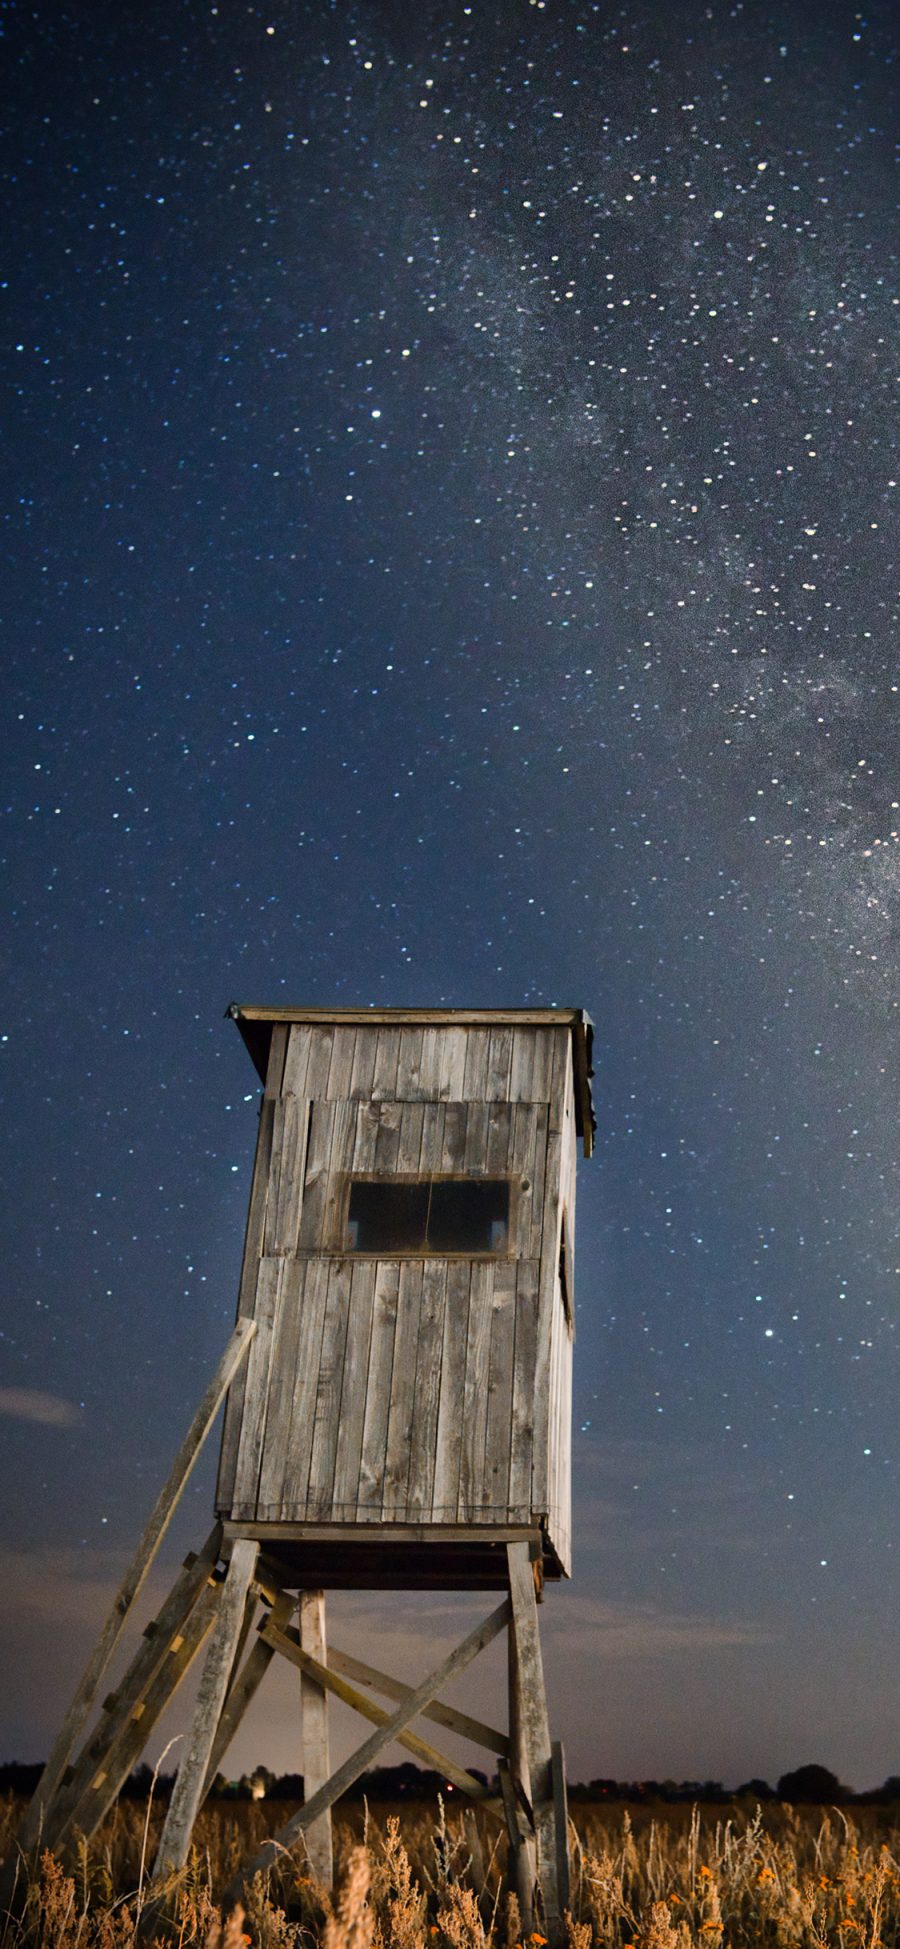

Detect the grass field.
xmin=1 ymin=1795 xmax=897 ymax=1949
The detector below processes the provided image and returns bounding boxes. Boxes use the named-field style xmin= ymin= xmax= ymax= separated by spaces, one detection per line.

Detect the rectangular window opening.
xmin=345 ymin=1177 xmax=511 ymax=1256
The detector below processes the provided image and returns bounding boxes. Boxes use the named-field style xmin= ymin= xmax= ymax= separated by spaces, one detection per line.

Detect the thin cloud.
xmin=0 ymin=1387 xmax=81 ymax=1427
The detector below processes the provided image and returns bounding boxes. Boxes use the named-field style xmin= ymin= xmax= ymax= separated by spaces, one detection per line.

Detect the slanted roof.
xmin=227 ymin=1003 xmax=595 ymax=1157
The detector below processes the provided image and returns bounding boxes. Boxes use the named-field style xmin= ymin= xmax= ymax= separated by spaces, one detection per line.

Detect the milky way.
xmin=2 ymin=1 xmax=897 ymax=1788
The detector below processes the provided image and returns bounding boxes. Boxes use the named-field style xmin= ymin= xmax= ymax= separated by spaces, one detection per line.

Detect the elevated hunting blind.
xmin=11 ymin=1007 xmax=594 ymax=1940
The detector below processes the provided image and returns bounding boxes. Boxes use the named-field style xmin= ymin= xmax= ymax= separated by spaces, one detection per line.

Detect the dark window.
xmin=345 ymin=1178 xmax=510 ymax=1255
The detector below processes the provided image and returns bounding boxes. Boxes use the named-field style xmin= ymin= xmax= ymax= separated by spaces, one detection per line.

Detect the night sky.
xmin=2 ymin=0 xmax=898 ymax=1794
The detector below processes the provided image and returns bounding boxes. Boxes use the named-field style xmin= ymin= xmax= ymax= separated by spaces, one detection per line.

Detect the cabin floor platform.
xmin=221 ymin=1519 xmax=564 ymax=1588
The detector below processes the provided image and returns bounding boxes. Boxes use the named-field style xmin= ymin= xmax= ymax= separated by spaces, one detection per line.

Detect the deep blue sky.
xmin=2 ymin=0 xmax=897 ymax=1791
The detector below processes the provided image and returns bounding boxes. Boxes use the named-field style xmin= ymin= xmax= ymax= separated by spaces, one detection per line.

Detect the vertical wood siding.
xmin=216 ymin=1021 xmax=575 ymax=1561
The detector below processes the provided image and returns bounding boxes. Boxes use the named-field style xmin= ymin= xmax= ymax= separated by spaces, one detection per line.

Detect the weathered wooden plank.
xmin=256 ymin=1259 xmax=307 ymax=1517
xmin=298 ymin=1592 xmax=332 ymax=1883
xmin=53 ymin=1578 xmax=222 ymax=1853
xmin=262 ymin=1622 xmax=502 ymax=1809
xmin=264 ymin=1022 xmax=290 ymax=1098
xmin=395 ymin=1025 xmax=425 ymax=1096
xmin=304 ymin=1025 xmax=337 ymax=1100
xmin=483 ymin=1261 xmax=517 ymax=1513
xmin=462 ymin=1028 xmax=491 ymax=1099
xmin=396 ymin=1100 xmax=426 ymax=1174
xmin=532 ymin=1034 xmax=568 ymax=1514
xmin=510 ymin=1262 xmax=539 ymax=1520
xmin=331 ymin=1260 xmax=377 ymax=1515
xmin=432 ymin=1261 xmax=470 ymax=1518
xmin=507 ymin=1542 xmax=563 ymax=1939
xmin=232 ymin=1264 xmax=281 ymax=1518
xmin=508 ymin=1029 xmax=536 ymax=1104
xmin=306 ymin=1258 xmax=353 ymax=1519
xmin=298 ymin=1102 xmax=337 ymax=1250
xmin=463 ymin=1101 xmax=490 ymax=1173
xmin=352 ymin=1097 xmax=383 ymax=1172
xmin=325 ymin=1644 xmax=509 ymax=1756
xmin=485 ymin=1100 xmax=513 ymax=1177
xmin=507 ymin=1613 xmax=537 ymax=1932
xmin=440 ymin=1101 xmax=468 ymax=1173
xmin=18 ymin=1323 xmax=254 ymax=1855
xmin=321 ymin=1098 xmax=357 ymax=1252
xmin=511 ymin=1105 xmax=537 ymax=1257
xmin=528 ymin=1104 xmax=549 ymax=1261
xmin=530 ymin=1028 xmax=556 ymax=1105
xmin=438 ymin=1025 xmax=468 ymax=1101
xmin=201 ymin=1587 xmax=296 ymax=1804
xmin=406 ymin=1260 xmax=447 ymax=1518
xmin=224 ymin=1597 xmax=512 ymax=1898
xmin=280 ymin=1258 xmax=332 ymax=1519
xmin=371 ymin=1025 xmax=401 ymax=1100
xmin=281 ymin=1023 xmax=313 ymax=1099
xmin=418 ymin=1100 xmax=445 ymax=1176
xmin=486 ymin=1024 xmax=513 ymax=1100
xmin=373 ymin=1097 xmax=403 ymax=1173
xmin=234 ymin=1007 xmax=582 ymax=1028
xmin=325 ymin=1024 xmax=357 ymax=1101
xmin=48 ymin=1533 xmax=221 ymax=1848
xmin=382 ymin=1260 xmax=424 ymax=1517
xmin=418 ymin=1025 xmax=442 ymax=1098
xmin=348 ymin=1028 xmax=378 ymax=1100
xmin=153 ymin=1539 xmax=259 ymax=1879
xmin=356 ymin=1262 xmax=400 ymax=1519
xmin=265 ymin=1094 xmax=311 ymax=1256
xmin=457 ymin=1263 xmax=493 ymax=1520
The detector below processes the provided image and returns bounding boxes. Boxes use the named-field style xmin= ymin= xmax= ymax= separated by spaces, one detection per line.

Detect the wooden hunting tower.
xmin=13 ymin=1006 xmax=594 ymax=1940
xmin=217 ymin=1007 xmax=594 ymax=1588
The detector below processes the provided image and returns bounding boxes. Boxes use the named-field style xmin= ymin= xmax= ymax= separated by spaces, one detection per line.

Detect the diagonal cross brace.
xmin=261 ymin=1618 xmax=503 ymax=1813
xmin=223 ymin=1595 xmax=511 ymax=1900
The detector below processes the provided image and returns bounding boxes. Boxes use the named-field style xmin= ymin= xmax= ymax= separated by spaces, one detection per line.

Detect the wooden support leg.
xmin=153 ymin=1538 xmax=259 ymax=1881
xmin=54 ymin=1575 xmax=222 ymax=1852
xmin=200 ymin=1587 xmax=296 ymax=1808
xmin=507 ymin=1543 xmax=568 ymax=1942
xmin=507 ymin=1598 xmax=537 ymax=1930
xmin=13 ymin=1322 xmax=253 ymax=1865
xmin=298 ymin=1592 xmax=332 ymax=1886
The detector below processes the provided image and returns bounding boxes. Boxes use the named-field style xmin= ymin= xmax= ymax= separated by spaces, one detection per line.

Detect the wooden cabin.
xmin=216 ymin=1008 xmax=594 ymax=1589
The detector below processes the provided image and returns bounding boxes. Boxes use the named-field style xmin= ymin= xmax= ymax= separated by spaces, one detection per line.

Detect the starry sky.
xmin=2 ymin=0 xmax=898 ymax=1794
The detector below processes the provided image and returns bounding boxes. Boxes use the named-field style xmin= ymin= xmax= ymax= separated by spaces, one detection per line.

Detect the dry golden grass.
xmin=1 ymin=1796 xmax=897 ymax=1949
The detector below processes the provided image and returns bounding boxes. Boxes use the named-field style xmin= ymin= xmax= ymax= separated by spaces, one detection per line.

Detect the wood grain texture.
xmin=371 ymin=1026 xmax=400 ymax=1100
xmin=153 ymin=1539 xmax=259 ymax=1879
xmin=431 ymin=1260 xmax=470 ymax=1518
xmin=483 ymin=1260 xmax=517 ymax=1512
xmin=510 ymin=1262 xmax=539 ymax=1521
xmin=232 ymin=1263 xmax=281 ymax=1518
xmin=256 ymin=1258 xmax=306 ymax=1518
xmin=306 ymin=1258 xmax=353 ymax=1518
xmin=457 ymin=1263 xmax=493 ymax=1520
xmin=298 ymin=1591 xmax=333 ymax=1883
xmin=382 ymin=1260 xmax=423 ymax=1516
xmin=331 ymin=1260 xmax=377 ymax=1514
xmin=507 ymin=1541 xmax=562 ymax=1936
xmin=356 ymin=1262 xmax=400 ymax=1518
xmin=406 ymin=1258 xmax=447 ymax=1517
xmin=280 ymin=1259 xmax=331 ymax=1519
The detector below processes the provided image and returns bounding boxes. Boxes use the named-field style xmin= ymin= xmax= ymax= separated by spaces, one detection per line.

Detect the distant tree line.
xmin=1 ymin=1758 xmax=899 ymax=1806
